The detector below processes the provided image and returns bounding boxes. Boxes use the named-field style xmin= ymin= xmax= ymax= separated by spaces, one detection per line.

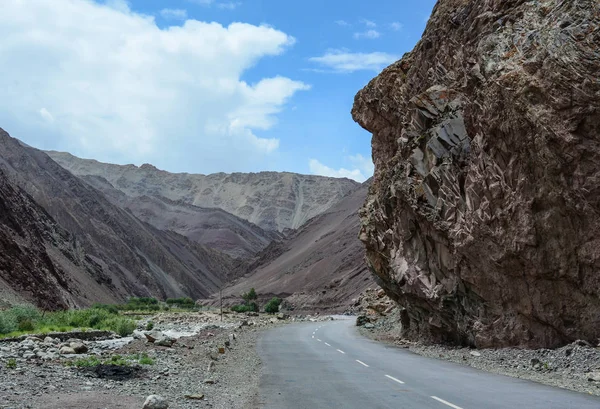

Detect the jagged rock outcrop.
xmin=0 ymin=129 xmax=233 ymax=307
xmin=46 ymin=151 xmax=359 ymax=232
xmin=353 ymin=0 xmax=600 ymax=348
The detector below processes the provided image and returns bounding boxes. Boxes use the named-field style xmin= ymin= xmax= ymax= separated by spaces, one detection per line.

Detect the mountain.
xmin=80 ymin=174 xmax=280 ymax=259
xmin=46 ymin=151 xmax=360 ymax=232
xmin=223 ymin=180 xmax=374 ymax=312
xmin=0 ymin=128 xmax=232 ymax=308
xmin=352 ymin=0 xmax=600 ymax=348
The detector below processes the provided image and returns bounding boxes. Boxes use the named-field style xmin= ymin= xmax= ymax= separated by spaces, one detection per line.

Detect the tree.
xmin=264 ymin=297 xmax=282 ymax=314
xmin=241 ymin=288 xmax=257 ymax=304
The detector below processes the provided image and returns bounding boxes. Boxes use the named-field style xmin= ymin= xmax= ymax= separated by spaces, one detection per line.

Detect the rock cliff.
xmin=353 ymin=0 xmax=600 ymax=348
xmin=46 ymin=151 xmax=359 ymax=232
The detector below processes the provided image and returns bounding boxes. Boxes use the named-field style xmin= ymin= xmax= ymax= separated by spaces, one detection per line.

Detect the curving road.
xmin=256 ymin=318 xmax=600 ymax=409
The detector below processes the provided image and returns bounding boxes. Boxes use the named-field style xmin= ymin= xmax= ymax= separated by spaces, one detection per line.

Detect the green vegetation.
xmin=0 ymin=305 xmax=136 ymax=338
xmin=264 ymin=297 xmax=282 ymax=314
xmin=165 ymin=297 xmax=195 ymax=309
xmin=145 ymin=321 xmax=154 ymax=331
xmin=231 ymin=287 xmax=260 ymax=313
xmin=6 ymin=358 xmax=17 ymax=369
xmin=67 ymin=353 xmax=154 ymax=368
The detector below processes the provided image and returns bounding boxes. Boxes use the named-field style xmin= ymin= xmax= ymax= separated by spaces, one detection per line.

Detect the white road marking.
xmin=431 ymin=396 xmax=463 ymax=409
xmin=356 ymin=360 xmax=369 ymax=367
xmin=312 ymin=336 xmax=314 ymax=339
xmin=317 ymin=339 xmax=322 ymax=342
xmin=337 ymin=349 xmax=345 ymax=354
xmin=385 ymin=375 xmax=404 ymax=384
xmin=324 ymin=342 xmax=331 ymax=346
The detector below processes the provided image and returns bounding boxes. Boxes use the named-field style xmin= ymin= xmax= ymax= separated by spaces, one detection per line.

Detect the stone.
xmin=59 ymin=346 xmax=76 ymax=355
xmin=144 ymin=331 xmax=163 ymax=343
xmin=218 ymin=347 xmax=225 ymax=354
xmin=587 ymin=372 xmax=600 ymax=382
xmin=143 ymin=395 xmax=168 ymax=409
xmin=364 ymin=323 xmax=375 ymax=329
xmin=69 ymin=342 xmax=88 ymax=354
xmin=185 ymin=394 xmax=204 ymax=400
xmin=206 ymin=361 xmax=215 ymax=373
xmin=155 ymin=337 xmax=175 ymax=347
xmin=356 ymin=315 xmax=370 ymax=327
xmin=203 ymin=379 xmax=215 ymax=384
xmin=352 ymin=0 xmax=600 ymax=349
xmin=277 ymin=313 xmax=289 ymax=320
xmin=470 ymin=351 xmax=481 ymax=357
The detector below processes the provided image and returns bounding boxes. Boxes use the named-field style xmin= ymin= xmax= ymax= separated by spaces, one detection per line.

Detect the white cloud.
xmin=160 ymin=8 xmax=187 ymax=20
xmin=217 ymin=2 xmax=241 ymax=10
xmin=309 ymin=50 xmax=398 ymax=73
xmin=309 ymin=159 xmax=367 ymax=182
xmin=335 ymin=20 xmax=350 ymax=27
xmin=389 ymin=22 xmax=403 ymax=31
xmin=349 ymin=154 xmax=374 ymax=178
xmin=360 ymin=19 xmax=377 ymax=28
xmin=39 ymin=108 xmax=54 ymax=123
xmin=0 ymin=0 xmax=307 ymax=173
xmin=353 ymin=30 xmax=381 ymax=40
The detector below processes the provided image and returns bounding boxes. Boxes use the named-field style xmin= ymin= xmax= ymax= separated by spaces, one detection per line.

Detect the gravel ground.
xmin=358 ymin=309 xmax=600 ymax=396
xmin=0 ymin=311 xmax=320 ymax=409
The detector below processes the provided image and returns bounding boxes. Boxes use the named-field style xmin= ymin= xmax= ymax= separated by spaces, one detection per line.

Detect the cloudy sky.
xmin=0 ymin=0 xmax=436 ymax=182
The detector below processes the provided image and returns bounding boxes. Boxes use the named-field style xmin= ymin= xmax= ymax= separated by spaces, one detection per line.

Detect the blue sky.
xmin=0 ymin=0 xmax=436 ymax=181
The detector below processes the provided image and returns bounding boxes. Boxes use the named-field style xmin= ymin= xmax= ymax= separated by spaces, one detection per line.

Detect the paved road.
xmin=256 ymin=318 xmax=600 ymax=409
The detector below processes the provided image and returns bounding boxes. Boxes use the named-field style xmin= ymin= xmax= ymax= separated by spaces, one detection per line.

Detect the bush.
xmin=91 ymin=303 xmax=119 ymax=315
xmin=264 ymin=297 xmax=282 ymax=314
xmin=165 ymin=297 xmax=195 ymax=308
xmin=230 ymin=302 xmax=258 ymax=313
xmin=241 ymin=288 xmax=257 ymax=304
xmin=146 ymin=321 xmax=154 ymax=331
xmin=18 ymin=319 xmax=35 ymax=332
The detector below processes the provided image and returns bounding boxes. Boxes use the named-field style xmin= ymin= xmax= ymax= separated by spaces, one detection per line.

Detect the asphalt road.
xmin=256 ymin=318 xmax=600 ymax=409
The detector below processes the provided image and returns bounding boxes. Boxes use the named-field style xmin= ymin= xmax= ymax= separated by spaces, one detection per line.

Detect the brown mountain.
xmin=353 ymin=0 xmax=600 ymax=348
xmin=224 ymin=180 xmax=374 ymax=312
xmin=80 ymin=174 xmax=280 ymax=259
xmin=0 ymin=128 xmax=232 ymax=308
xmin=46 ymin=151 xmax=360 ymax=232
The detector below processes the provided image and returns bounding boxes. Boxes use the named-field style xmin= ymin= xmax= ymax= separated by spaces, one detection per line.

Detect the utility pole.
xmin=220 ymin=287 xmax=223 ymax=322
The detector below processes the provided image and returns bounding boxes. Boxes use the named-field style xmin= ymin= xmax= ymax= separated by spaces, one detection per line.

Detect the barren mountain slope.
xmin=353 ymin=0 xmax=600 ymax=348
xmin=81 ymin=174 xmax=280 ymax=259
xmin=47 ymin=151 xmax=360 ymax=232
xmin=0 ymin=128 xmax=232 ymax=306
xmin=224 ymin=181 xmax=374 ymax=311
xmin=0 ymin=169 xmax=110 ymax=310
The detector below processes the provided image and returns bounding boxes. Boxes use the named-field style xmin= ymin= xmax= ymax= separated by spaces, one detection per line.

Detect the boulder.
xmin=352 ymin=0 xmax=600 ymax=348
xmin=356 ymin=315 xmax=370 ymax=327
xmin=59 ymin=346 xmax=76 ymax=355
xmin=143 ymin=395 xmax=168 ymax=409
xmin=69 ymin=342 xmax=88 ymax=354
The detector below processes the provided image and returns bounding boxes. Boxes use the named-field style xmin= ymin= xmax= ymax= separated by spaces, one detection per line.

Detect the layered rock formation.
xmin=224 ymin=181 xmax=374 ymax=311
xmin=0 ymin=129 xmax=232 ymax=308
xmin=353 ymin=0 xmax=600 ymax=348
xmin=81 ymin=174 xmax=280 ymax=259
xmin=46 ymin=151 xmax=359 ymax=232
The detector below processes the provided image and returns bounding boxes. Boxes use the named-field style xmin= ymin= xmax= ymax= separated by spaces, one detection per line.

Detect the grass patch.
xmin=6 ymin=358 xmax=16 ymax=369
xmin=0 ymin=305 xmax=136 ymax=338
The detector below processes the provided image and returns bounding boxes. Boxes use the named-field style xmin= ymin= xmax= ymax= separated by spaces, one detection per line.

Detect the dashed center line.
xmin=337 ymin=349 xmax=345 ymax=354
xmin=385 ymin=374 xmax=404 ymax=384
xmin=431 ymin=396 xmax=463 ymax=409
xmin=356 ymin=360 xmax=369 ymax=367
xmin=311 ymin=336 xmax=314 ymax=339
xmin=317 ymin=338 xmax=322 ymax=342
xmin=324 ymin=342 xmax=331 ymax=347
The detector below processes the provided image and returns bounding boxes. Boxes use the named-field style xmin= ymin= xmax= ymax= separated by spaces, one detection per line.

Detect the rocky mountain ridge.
xmin=46 ymin=151 xmax=360 ymax=232
xmin=0 ymin=128 xmax=233 ymax=307
xmin=353 ymin=0 xmax=600 ymax=348
xmin=223 ymin=180 xmax=374 ymax=311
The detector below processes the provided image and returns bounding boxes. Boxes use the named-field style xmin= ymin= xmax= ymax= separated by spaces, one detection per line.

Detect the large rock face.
xmin=46 ymin=151 xmax=359 ymax=232
xmin=353 ymin=0 xmax=600 ymax=348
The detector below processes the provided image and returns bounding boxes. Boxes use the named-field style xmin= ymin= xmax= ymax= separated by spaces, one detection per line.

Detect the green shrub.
xmin=241 ymin=288 xmax=257 ymax=304
xmin=6 ymin=358 xmax=17 ymax=369
xmin=18 ymin=319 xmax=35 ymax=332
xmin=264 ymin=297 xmax=282 ymax=314
xmin=231 ymin=302 xmax=258 ymax=313
xmin=0 ymin=314 xmax=17 ymax=335
xmin=146 ymin=321 xmax=154 ymax=331
xmin=139 ymin=353 xmax=154 ymax=365
xmin=91 ymin=303 xmax=119 ymax=315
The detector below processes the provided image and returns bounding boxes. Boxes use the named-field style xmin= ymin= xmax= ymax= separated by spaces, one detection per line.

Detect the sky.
xmin=0 ymin=0 xmax=436 ymax=182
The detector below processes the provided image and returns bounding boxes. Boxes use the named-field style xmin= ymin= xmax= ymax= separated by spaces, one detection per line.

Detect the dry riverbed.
xmin=0 ymin=311 xmax=330 ymax=409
